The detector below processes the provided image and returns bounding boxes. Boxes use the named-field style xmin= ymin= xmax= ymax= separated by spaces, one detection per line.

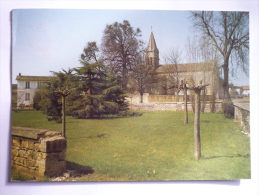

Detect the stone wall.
xmin=12 ymin=126 xmax=67 ymax=179
xmin=126 ymin=93 xmax=216 ymax=104
xmin=234 ymin=106 xmax=250 ymax=135
xmin=130 ymin=102 xmax=222 ymax=113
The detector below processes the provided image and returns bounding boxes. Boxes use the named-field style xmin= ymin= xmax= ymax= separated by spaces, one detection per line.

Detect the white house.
xmin=242 ymin=86 xmax=250 ymax=97
xmin=16 ymin=73 xmax=57 ymax=107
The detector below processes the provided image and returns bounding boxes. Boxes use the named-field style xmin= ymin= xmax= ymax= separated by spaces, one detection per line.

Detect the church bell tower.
xmin=145 ymin=31 xmax=159 ymax=69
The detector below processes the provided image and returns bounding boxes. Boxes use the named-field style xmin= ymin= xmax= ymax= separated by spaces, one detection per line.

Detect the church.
xmin=143 ymin=31 xmax=224 ymax=99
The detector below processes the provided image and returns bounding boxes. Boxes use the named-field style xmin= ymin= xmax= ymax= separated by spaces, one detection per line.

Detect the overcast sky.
xmin=12 ymin=9 xmax=249 ymax=86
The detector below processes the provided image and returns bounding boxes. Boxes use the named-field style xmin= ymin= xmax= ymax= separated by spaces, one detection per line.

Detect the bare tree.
xmin=130 ymin=65 xmax=157 ymax=103
xmin=190 ymin=11 xmax=249 ymax=100
xmin=161 ymin=47 xmax=183 ymax=97
xmin=185 ymin=79 xmax=209 ymax=160
xmin=129 ymin=51 xmax=158 ymax=103
xmin=101 ymin=20 xmax=144 ymax=90
xmin=185 ymin=35 xmax=221 ymax=111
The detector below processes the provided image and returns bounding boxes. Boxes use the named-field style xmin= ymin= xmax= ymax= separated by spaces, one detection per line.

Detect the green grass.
xmin=12 ymin=110 xmax=251 ymax=181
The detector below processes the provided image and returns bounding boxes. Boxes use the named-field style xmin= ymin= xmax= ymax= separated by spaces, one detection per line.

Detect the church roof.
xmin=156 ymin=62 xmax=215 ymax=74
xmin=16 ymin=75 xmax=58 ymax=81
xmin=145 ymin=32 xmax=159 ymax=53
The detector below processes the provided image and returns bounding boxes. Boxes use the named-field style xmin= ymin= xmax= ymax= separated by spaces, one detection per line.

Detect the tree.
xmin=101 ymin=20 xmax=144 ymax=90
xmin=130 ymin=65 xmax=157 ymax=103
xmin=185 ymin=79 xmax=209 ymax=160
xmin=190 ymin=11 xmax=249 ymax=100
xmin=33 ymin=75 xmax=65 ymax=123
xmin=128 ymin=51 xmax=158 ymax=103
xmin=70 ymin=42 xmax=128 ymax=118
xmin=161 ymin=47 xmax=183 ymax=96
xmin=162 ymin=47 xmax=189 ymax=123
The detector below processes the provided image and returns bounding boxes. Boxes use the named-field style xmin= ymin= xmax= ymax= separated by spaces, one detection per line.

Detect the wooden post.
xmin=62 ymin=95 xmax=66 ymax=138
xmin=53 ymin=87 xmax=75 ymax=139
xmin=194 ymin=88 xmax=201 ymax=160
xmin=184 ymin=84 xmax=188 ymax=124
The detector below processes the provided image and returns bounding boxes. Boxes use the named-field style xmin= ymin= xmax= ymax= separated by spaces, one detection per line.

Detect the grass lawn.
xmin=12 ymin=110 xmax=250 ymax=181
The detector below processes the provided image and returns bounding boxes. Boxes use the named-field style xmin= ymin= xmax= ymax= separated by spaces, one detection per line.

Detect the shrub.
xmin=222 ymin=100 xmax=234 ymax=119
xmin=117 ymin=111 xmax=143 ymax=117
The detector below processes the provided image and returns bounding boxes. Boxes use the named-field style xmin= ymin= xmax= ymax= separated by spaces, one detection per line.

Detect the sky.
xmin=11 ymin=9 xmax=249 ymax=86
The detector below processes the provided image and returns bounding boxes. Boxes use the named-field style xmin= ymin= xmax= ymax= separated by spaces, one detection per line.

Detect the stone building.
xmin=144 ymin=32 xmax=224 ymax=99
xmin=16 ymin=73 xmax=57 ymax=107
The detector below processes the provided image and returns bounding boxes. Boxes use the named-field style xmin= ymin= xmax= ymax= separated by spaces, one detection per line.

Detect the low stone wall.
xmin=130 ymin=102 xmax=222 ymax=113
xmin=12 ymin=126 xmax=67 ymax=179
xmin=126 ymin=93 xmax=216 ymax=104
xmin=234 ymin=106 xmax=250 ymax=135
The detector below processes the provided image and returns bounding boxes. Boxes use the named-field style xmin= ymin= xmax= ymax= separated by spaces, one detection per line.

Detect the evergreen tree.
xmin=34 ymin=42 xmax=129 ymax=120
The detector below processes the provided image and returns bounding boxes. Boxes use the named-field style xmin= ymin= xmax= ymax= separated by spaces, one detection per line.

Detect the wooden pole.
xmin=62 ymin=95 xmax=66 ymax=138
xmin=184 ymin=84 xmax=188 ymax=124
xmin=194 ymin=88 xmax=201 ymax=160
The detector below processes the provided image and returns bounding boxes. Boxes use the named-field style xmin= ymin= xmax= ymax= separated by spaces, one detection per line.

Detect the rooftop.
xmin=156 ymin=62 xmax=215 ymax=74
xmin=16 ymin=74 xmax=58 ymax=81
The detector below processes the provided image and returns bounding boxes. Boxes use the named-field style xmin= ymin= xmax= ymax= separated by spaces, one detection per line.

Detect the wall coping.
xmin=132 ymin=101 xmax=223 ymax=105
xmin=12 ymin=126 xmax=61 ymax=140
xmin=233 ymin=104 xmax=250 ymax=112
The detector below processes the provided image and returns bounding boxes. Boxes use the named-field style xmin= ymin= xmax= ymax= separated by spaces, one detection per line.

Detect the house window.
xmin=25 ymin=93 xmax=30 ymax=100
xmin=37 ymin=82 xmax=42 ymax=89
xmin=25 ymin=81 xmax=30 ymax=89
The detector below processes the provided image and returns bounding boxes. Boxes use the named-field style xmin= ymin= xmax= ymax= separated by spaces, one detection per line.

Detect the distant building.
xmin=16 ymin=73 xmax=57 ymax=107
xmin=144 ymin=32 xmax=224 ymax=99
xmin=229 ymin=84 xmax=250 ymax=98
xmin=242 ymin=86 xmax=250 ymax=97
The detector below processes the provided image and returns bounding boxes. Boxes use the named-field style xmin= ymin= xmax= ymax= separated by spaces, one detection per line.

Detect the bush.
xmin=222 ymin=100 xmax=234 ymax=119
xmin=117 ymin=111 xmax=143 ymax=117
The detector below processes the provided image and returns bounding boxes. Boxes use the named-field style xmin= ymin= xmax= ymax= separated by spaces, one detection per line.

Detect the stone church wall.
xmin=11 ymin=126 xmax=67 ymax=179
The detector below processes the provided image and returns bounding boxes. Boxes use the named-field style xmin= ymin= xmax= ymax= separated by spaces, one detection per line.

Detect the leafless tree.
xmin=129 ymin=51 xmax=158 ymax=103
xmin=185 ymin=79 xmax=209 ymax=160
xmin=161 ymin=47 xmax=183 ymax=97
xmin=190 ymin=11 xmax=249 ymax=100
xmin=185 ymin=35 xmax=220 ymax=111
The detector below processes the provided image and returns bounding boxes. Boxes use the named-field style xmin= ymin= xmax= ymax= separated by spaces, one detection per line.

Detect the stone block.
xmin=12 ymin=148 xmax=19 ymax=156
xmin=40 ymin=137 xmax=67 ymax=153
xmin=24 ymin=159 xmax=36 ymax=168
xmin=45 ymin=150 xmax=66 ymax=162
xmin=21 ymin=140 xmax=29 ymax=148
xmin=12 ymin=127 xmax=67 ymax=179
xmin=12 ymin=138 xmax=21 ymax=147
xmin=34 ymin=143 xmax=40 ymax=151
xmin=18 ymin=149 xmax=26 ymax=157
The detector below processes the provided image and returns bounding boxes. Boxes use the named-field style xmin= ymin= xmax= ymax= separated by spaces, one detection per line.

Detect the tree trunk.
xmin=223 ymin=61 xmax=231 ymax=100
xmin=62 ymin=96 xmax=66 ymax=138
xmin=201 ymin=88 xmax=206 ymax=113
xmin=194 ymin=89 xmax=201 ymax=160
xmin=140 ymin=94 xmax=143 ymax=103
xmin=184 ymin=85 xmax=188 ymax=124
